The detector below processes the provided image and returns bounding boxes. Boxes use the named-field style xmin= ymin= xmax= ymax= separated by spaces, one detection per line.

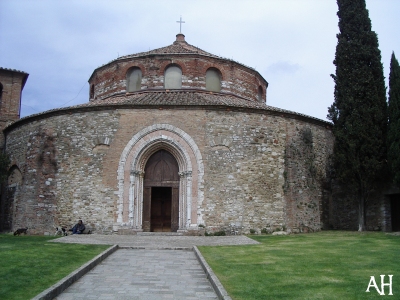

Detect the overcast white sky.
xmin=1 ymin=0 xmax=399 ymax=121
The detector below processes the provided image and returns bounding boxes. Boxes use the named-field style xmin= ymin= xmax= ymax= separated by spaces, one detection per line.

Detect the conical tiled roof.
xmin=119 ymin=34 xmax=220 ymax=59
xmin=7 ymin=90 xmax=330 ymax=131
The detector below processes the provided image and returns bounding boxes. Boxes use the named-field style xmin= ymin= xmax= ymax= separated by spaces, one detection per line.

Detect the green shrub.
xmin=213 ymin=231 xmax=226 ymax=236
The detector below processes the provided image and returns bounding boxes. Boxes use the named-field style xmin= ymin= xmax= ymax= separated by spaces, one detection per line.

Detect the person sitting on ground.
xmin=71 ymin=220 xmax=85 ymax=234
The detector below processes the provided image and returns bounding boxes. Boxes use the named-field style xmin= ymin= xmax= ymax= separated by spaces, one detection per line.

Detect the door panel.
xmin=143 ymin=187 xmax=151 ymax=232
xmin=171 ymin=187 xmax=179 ymax=232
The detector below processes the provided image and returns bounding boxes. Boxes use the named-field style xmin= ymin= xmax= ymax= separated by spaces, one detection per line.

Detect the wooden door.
xmin=143 ymin=187 xmax=151 ymax=232
xmin=171 ymin=187 xmax=179 ymax=232
xmin=143 ymin=150 xmax=179 ymax=232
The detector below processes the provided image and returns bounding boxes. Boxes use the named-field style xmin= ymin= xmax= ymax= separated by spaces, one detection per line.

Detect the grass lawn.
xmin=0 ymin=234 xmax=110 ymax=300
xmin=198 ymin=231 xmax=400 ymax=300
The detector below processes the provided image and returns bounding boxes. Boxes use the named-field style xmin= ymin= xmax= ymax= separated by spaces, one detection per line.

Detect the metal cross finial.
xmin=176 ymin=16 xmax=185 ymax=33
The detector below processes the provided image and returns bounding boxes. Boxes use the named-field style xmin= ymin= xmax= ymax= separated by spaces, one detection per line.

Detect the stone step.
xmin=137 ymin=232 xmax=184 ymax=236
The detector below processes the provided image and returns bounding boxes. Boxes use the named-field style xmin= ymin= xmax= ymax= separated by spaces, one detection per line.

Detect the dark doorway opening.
xmin=151 ymin=187 xmax=172 ymax=232
xmin=390 ymin=194 xmax=400 ymax=232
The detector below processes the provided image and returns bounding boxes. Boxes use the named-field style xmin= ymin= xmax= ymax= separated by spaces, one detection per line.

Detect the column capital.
xmin=179 ymin=171 xmax=192 ymax=178
xmin=131 ymin=170 xmax=145 ymax=177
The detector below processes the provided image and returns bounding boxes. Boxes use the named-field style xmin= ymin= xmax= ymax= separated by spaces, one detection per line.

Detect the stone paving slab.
xmin=54 ymin=249 xmax=219 ymax=300
xmin=46 ymin=235 xmax=257 ymax=299
xmin=51 ymin=234 xmax=260 ymax=248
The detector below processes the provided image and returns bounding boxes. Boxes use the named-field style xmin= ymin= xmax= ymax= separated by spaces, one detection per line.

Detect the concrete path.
xmin=47 ymin=235 xmax=259 ymax=300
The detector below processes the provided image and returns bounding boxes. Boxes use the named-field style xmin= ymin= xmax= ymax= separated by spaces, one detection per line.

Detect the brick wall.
xmin=0 ymin=68 xmax=28 ymax=147
xmin=89 ymin=55 xmax=266 ymax=104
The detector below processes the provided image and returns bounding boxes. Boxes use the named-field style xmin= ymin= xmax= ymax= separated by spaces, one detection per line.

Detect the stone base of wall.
xmin=116 ymin=229 xmax=140 ymax=235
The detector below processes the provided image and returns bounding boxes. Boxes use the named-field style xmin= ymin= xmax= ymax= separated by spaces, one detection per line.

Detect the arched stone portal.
xmin=116 ymin=124 xmax=204 ymax=233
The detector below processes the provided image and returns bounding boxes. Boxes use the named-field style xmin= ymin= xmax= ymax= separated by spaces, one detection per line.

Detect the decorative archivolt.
xmin=116 ymin=124 xmax=204 ymax=230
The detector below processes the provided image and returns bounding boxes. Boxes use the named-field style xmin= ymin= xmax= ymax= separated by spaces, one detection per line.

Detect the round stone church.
xmin=2 ymin=33 xmax=334 ymax=235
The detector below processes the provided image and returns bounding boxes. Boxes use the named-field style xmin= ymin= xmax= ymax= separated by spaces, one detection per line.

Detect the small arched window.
xmin=206 ymin=68 xmax=221 ymax=92
xmin=90 ymin=84 xmax=94 ymax=99
xmin=126 ymin=67 xmax=142 ymax=92
xmin=257 ymin=86 xmax=264 ymax=102
xmin=164 ymin=65 xmax=182 ymax=89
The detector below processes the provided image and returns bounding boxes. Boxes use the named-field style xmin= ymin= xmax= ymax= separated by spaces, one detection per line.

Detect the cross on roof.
xmin=176 ymin=16 xmax=185 ymax=33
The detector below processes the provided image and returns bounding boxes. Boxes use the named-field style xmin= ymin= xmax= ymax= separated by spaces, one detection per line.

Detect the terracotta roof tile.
xmin=0 ymin=67 xmax=28 ymax=75
xmin=119 ymin=40 xmax=220 ymax=59
xmin=8 ymin=91 xmax=330 ymax=129
xmin=72 ymin=91 xmax=328 ymax=123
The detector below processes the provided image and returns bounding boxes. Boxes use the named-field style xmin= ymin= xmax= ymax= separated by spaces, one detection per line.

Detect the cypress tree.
xmin=388 ymin=53 xmax=400 ymax=185
xmin=328 ymin=0 xmax=387 ymax=231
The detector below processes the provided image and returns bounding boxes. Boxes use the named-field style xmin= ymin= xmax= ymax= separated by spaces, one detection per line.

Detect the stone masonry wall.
xmin=5 ymin=106 xmax=333 ymax=235
xmin=203 ymin=111 xmax=287 ymax=234
xmin=326 ymin=184 xmax=390 ymax=231
xmin=284 ymin=121 xmax=334 ymax=233
xmin=6 ymin=111 xmax=120 ymax=234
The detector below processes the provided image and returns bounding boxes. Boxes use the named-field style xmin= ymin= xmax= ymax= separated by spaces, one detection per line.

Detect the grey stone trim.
xmin=193 ymin=246 xmax=232 ymax=300
xmin=116 ymin=123 xmax=204 ymax=231
xmin=32 ymin=245 xmax=118 ymax=300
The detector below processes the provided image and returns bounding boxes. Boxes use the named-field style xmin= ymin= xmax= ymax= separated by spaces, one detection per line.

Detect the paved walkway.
xmin=48 ymin=235 xmax=258 ymax=300
xmin=52 ymin=234 xmax=259 ymax=248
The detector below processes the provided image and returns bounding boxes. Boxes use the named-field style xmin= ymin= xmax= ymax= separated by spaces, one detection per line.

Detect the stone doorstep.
xmin=31 ymin=244 xmax=231 ymax=300
xmin=116 ymin=228 xmax=205 ymax=236
xmin=136 ymin=231 xmax=184 ymax=236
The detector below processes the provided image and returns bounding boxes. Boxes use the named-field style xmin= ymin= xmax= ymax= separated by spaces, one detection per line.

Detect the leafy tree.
xmin=388 ymin=53 xmax=400 ymax=185
xmin=328 ymin=0 xmax=388 ymax=231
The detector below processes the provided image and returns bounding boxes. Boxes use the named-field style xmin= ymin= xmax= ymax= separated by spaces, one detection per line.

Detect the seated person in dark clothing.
xmin=71 ymin=220 xmax=85 ymax=234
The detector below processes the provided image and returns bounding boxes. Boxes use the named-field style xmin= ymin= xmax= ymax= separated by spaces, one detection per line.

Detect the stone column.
xmin=185 ymin=171 xmax=193 ymax=228
xmin=178 ymin=171 xmax=187 ymax=231
xmin=130 ymin=170 xmax=144 ymax=230
xmin=178 ymin=171 xmax=193 ymax=230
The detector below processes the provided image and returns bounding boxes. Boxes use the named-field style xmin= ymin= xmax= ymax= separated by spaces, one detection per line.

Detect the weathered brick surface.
xmin=0 ymin=68 xmax=28 ymax=147
xmin=89 ymin=35 xmax=267 ymax=104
